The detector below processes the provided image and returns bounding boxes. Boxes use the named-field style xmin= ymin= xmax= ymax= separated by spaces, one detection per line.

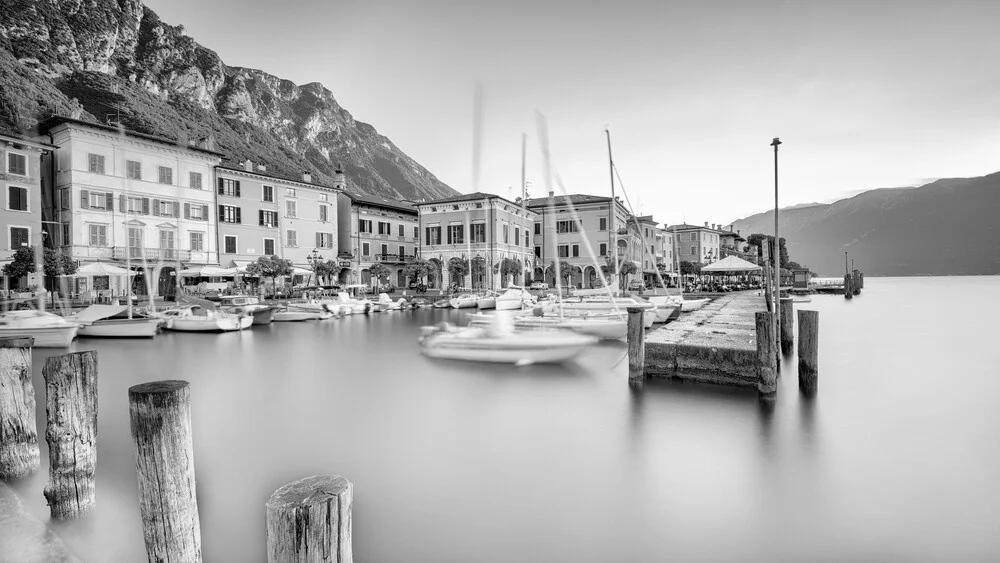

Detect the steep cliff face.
xmin=0 ymin=0 xmax=457 ymax=201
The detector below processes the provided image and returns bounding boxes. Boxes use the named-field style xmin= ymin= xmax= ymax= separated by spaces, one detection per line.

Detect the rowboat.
xmin=419 ymin=321 xmax=597 ymax=365
xmin=450 ymin=294 xmax=480 ymax=309
xmin=160 ymin=306 xmax=252 ymax=332
xmin=0 ymin=310 xmax=79 ymax=347
xmin=70 ymin=305 xmax=161 ymax=338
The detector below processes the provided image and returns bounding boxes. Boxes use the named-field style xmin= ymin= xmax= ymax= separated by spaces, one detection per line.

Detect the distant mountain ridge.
xmin=731 ymin=173 xmax=1000 ymax=276
xmin=0 ymin=0 xmax=458 ymax=201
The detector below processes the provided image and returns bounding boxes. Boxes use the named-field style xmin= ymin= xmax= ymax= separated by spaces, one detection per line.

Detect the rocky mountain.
xmin=731 ymin=173 xmax=1000 ymax=276
xmin=0 ymin=0 xmax=458 ymax=201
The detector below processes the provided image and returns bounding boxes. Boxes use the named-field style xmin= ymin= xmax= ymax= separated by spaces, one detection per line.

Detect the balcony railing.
xmin=113 ymin=247 xmax=191 ymax=261
xmin=372 ymin=253 xmax=415 ymax=264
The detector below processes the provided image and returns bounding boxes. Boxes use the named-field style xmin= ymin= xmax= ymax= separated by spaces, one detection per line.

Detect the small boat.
xmin=218 ymin=295 xmax=278 ymax=325
xmin=285 ymin=303 xmax=334 ymax=320
xmin=679 ymin=298 xmax=709 ymax=312
xmin=377 ymin=293 xmax=403 ymax=311
xmin=512 ymin=315 xmax=627 ymax=340
xmin=335 ymin=292 xmax=372 ymax=315
xmin=161 ymin=305 xmax=252 ymax=332
xmin=450 ymin=294 xmax=480 ymax=309
xmin=644 ymin=296 xmax=681 ymax=323
xmin=419 ymin=320 xmax=597 ymax=365
xmin=476 ymin=293 xmax=497 ymax=310
xmin=0 ymin=310 xmax=79 ymax=347
xmin=71 ymin=305 xmax=161 ymax=338
xmin=272 ymin=307 xmax=316 ymax=322
xmin=495 ymin=287 xmax=533 ymax=311
xmin=432 ymin=298 xmax=452 ymax=308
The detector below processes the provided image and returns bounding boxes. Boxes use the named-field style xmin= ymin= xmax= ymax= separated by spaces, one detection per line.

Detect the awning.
xmin=291 ymin=265 xmax=313 ymax=276
xmin=179 ymin=266 xmax=237 ymax=277
xmin=702 ymin=256 xmax=762 ymax=273
xmin=231 ymin=260 xmax=253 ymax=274
xmin=69 ymin=262 xmax=135 ymax=277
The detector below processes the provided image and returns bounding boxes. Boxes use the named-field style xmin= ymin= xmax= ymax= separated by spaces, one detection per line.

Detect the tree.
xmin=2 ymin=246 xmax=78 ymax=287
xmin=313 ymin=260 xmax=341 ymax=285
xmin=785 ymin=261 xmax=803 ymax=271
xmin=245 ymin=255 xmax=293 ymax=295
xmin=746 ymin=234 xmax=790 ymax=268
xmin=679 ymin=260 xmax=702 ymax=276
xmin=403 ymin=259 xmax=432 ymax=285
xmin=1 ymin=247 xmax=37 ymax=281
xmin=617 ymin=259 xmax=637 ymax=291
xmin=368 ymin=263 xmax=390 ymax=287
xmin=499 ymin=257 xmax=521 ymax=287
xmin=470 ymin=255 xmax=487 ymax=289
xmin=447 ymin=257 xmax=468 ymax=288
xmin=545 ymin=261 xmax=576 ymax=287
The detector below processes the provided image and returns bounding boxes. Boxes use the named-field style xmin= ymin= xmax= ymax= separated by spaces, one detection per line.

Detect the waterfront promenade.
xmin=644 ymin=292 xmax=765 ymax=386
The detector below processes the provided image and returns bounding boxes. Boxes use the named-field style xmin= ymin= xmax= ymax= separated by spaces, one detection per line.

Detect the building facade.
xmin=1 ymin=133 xmax=51 ymax=291
xmin=39 ymin=117 xmax=222 ymax=296
xmin=337 ymin=192 xmax=418 ymax=288
xmin=417 ymin=192 xmax=536 ymax=290
xmin=667 ymin=222 xmax=728 ymax=268
xmin=216 ymin=162 xmax=341 ymax=276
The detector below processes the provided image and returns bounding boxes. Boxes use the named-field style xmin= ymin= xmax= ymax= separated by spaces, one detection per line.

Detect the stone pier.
xmin=644 ymin=292 xmax=766 ymax=386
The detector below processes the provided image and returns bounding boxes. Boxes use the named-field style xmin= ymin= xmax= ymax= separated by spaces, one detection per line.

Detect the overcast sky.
xmin=147 ymin=0 xmax=1000 ymax=226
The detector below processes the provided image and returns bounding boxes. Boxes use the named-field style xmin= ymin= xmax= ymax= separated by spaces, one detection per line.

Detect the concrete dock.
xmin=644 ymin=292 xmax=766 ymax=386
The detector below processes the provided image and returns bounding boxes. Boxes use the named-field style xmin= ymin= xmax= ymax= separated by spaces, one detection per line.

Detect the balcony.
xmin=113 ymin=247 xmax=192 ymax=262
xmin=372 ymin=253 xmax=415 ymax=264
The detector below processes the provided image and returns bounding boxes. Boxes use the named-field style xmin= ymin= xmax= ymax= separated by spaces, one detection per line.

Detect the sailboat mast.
xmin=520 ymin=133 xmax=527 ymax=288
xmin=605 ymin=129 xmax=617 ymax=294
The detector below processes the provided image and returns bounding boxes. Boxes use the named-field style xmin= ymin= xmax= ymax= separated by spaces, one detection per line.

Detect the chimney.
xmin=256 ymin=164 xmax=266 ymax=173
xmin=302 ymin=171 xmax=312 ymax=183
xmin=243 ymin=159 xmax=254 ymax=172
xmin=704 ymin=221 xmax=709 ymax=227
xmin=333 ymin=169 xmax=346 ymax=190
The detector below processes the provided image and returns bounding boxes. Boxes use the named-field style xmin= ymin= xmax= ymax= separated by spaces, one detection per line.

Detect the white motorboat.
xmin=432 ymin=298 xmax=452 ymax=308
xmin=477 ymin=295 xmax=497 ymax=310
xmin=679 ymin=297 xmax=709 ymax=312
xmin=0 ymin=310 xmax=79 ymax=347
xmin=495 ymin=287 xmax=533 ymax=311
xmin=512 ymin=315 xmax=627 ymax=340
xmin=272 ymin=307 xmax=316 ymax=322
xmin=218 ymin=295 xmax=278 ymax=325
xmin=541 ymin=297 xmax=656 ymax=328
xmin=161 ymin=306 xmax=252 ymax=332
xmin=377 ymin=293 xmax=403 ymax=311
xmin=450 ymin=294 xmax=480 ymax=309
xmin=419 ymin=321 xmax=597 ymax=365
xmin=71 ymin=305 xmax=161 ymax=338
xmin=644 ymin=296 xmax=682 ymax=323
xmin=335 ymin=292 xmax=372 ymax=315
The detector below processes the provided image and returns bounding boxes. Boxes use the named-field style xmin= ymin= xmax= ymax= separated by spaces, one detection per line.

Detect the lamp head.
xmin=771 ymin=137 xmax=782 ymax=147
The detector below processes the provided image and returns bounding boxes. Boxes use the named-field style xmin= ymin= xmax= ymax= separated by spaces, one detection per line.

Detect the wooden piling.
xmin=852 ymin=269 xmax=861 ymax=295
xmin=779 ymin=297 xmax=794 ymax=356
xmin=797 ymin=310 xmax=819 ymax=394
xmin=843 ymin=273 xmax=853 ymax=299
xmin=0 ymin=336 xmax=38 ymax=479
xmin=42 ymin=351 xmax=98 ymax=518
xmin=626 ymin=307 xmax=645 ymax=388
xmin=859 ymin=272 xmax=865 ymax=289
xmin=266 ymin=475 xmax=354 ymax=563
xmin=129 ymin=380 xmax=202 ymax=562
xmin=756 ymin=312 xmax=777 ymax=395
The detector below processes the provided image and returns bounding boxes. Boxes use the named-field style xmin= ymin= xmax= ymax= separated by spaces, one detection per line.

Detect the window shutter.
xmin=106 ymin=192 xmax=114 ymax=211
xmin=217 ymin=177 xmax=224 ymax=194
xmin=201 ymin=205 xmax=208 ymax=221
xmin=173 ymin=202 xmax=180 ymax=217
xmin=183 ymin=203 xmax=190 ymax=219
xmin=120 ymin=194 xmax=126 ymax=212
xmin=152 ymin=199 xmax=161 ymax=216
xmin=218 ymin=205 xmax=224 ymax=222
xmin=259 ymin=210 xmax=264 ymax=226
xmin=80 ymin=190 xmax=89 ymax=209
xmin=447 ymin=227 xmax=452 ymax=244
xmin=316 ymin=232 xmax=322 ymax=248
xmin=235 ymin=207 xmax=241 ymax=224
xmin=142 ymin=198 xmax=150 ymax=215
xmin=425 ymin=227 xmax=430 ymax=244
xmin=235 ymin=181 xmax=241 ymax=197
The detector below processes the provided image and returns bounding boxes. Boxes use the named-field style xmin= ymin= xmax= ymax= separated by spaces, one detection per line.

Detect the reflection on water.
xmin=6 ymin=277 xmax=1000 ymax=562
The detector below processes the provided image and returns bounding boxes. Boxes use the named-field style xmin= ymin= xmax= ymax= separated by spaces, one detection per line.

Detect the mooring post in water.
xmin=626 ymin=306 xmax=646 ymax=388
xmin=797 ymin=310 xmax=819 ymax=394
xmin=852 ymin=269 xmax=861 ymax=295
xmin=779 ymin=297 xmax=794 ymax=356
xmin=42 ymin=351 xmax=98 ymax=518
xmin=128 ymin=380 xmax=202 ymax=562
xmin=756 ymin=311 xmax=777 ymax=395
xmin=0 ymin=336 xmax=38 ymax=480
xmin=266 ymin=475 xmax=354 ymax=563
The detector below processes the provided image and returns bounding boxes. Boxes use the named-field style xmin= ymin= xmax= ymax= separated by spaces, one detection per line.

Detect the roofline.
xmin=417 ymin=192 xmax=532 ymax=211
xmin=38 ymin=116 xmax=227 ymax=158
xmin=343 ymin=192 xmax=418 ymax=214
xmin=216 ymin=165 xmax=341 ymax=192
xmin=0 ymin=132 xmax=58 ymax=151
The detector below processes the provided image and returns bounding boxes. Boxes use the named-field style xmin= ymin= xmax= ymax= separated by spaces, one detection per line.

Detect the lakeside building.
xmin=718 ymin=225 xmax=757 ymax=263
xmin=1 ymin=132 xmax=53 ymax=292
xmin=525 ymin=193 xmax=643 ymax=289
xmin=38 ymin=116 xmax=223 ymax=297
xmin=336 ymin=192 xmax=418 ymax=288
xmin=216 ymin=161 xmax=342 ymax=276
xmin=653 ymin=226 xmax=676 ymax=280
xmin=416 ymin=192 xmax=537 ymax=290
xmin=666 ymin=222 xmax=730 ymax=268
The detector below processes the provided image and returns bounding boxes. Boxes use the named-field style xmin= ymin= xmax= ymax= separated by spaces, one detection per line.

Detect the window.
xmin=285 ymin=200 xmax=297 ymax=218
xmin=514 ymin=227 xmax=519 ymax=246
xmin=398 ymin=224 xmax=404 ymax=237
xmin=525 ymin=231 xmax=530 ymax=247
xmin=189 ymin=172 xmax=202 ymax=190
xmin=127 ymin=196 xmax=144 ymax=213
xmin=88 ymin=154 xmax=105 ymax=174
xmin=558 ymin=245 xmax=569 ymax=258
xmin=126 ymin=160 xmax=141 ymax=180
xmin=534 ymin=223 xmax=541 ymax=235
xmin=377 ymin=221 xmax=391 ymax=235
xmin=88 ymin=224 xmax=107 ymax=247
xmin=398 ymin=245 xmax=405 ymax=257
xmin=9 ymin=227 xmax=29 ymax=249
xmin=128 ymin=228 xmax=143 ymax=257
xmin=156 ymin=199 xmax=176 ymax=217
xmin=218 ymin=178 xmax=240 ymax=197
xmin=7 ymin=153 xmax=26 ymax=176
xmin=190 ymin=232 xmax=204 ymax=251
xmin=534 ymin=246 xmax=541 ymax=258
xmin=320 ymin=205 xmax=328 ymax=222
xmin=599 ymin=217 xmax=607 ymax=231
xmin=158 ymin=166 xmax=173 ymax=184
xmin=380 ymin=244 xmax=388 ymax=256
xmin=189 ymin=205 xmax=204 ymax=220
xmin=286 ymin=229 xmax=297 ymax=247
xmin=556 ymin=220 xmax=578 ymax=233
xmin=224 ymin=235 xmax=237 ymax=254
xmin=60 ymin=188 xmax=70 ymax=210
xmin=262 ymin=185 xmax=274 ymax=202
xmin=413 ymin=226 xmax=419 ymax=239
xmin=60 ymin=224 xmax=70 ymax=246
xmin=600 ymin=243 xmax=607 ymax=256
xmin=691 ymin=246 xmax=696 ymax=255
xmin=7 ymin=186 xmax=27 ymax=211
xmin=447 ymin=224 xmax=464 ymax=244
xmin=503 ymin=224 xmax=509 ymax=243
xmin=87 ymin=191 xmax=110 ymax=210
xmin=219 ymin=205 xmax=241 ymax=224
xmin=362 ymin=242 xmax=370 ymax=256
xmin=359 ymin=219 xmax=372 ymax=233
xmin=285 ymin=188 xmax=296 ymax=197
xmin=160 ymin=230 xmax=176 ymax=259
xmin=319 ymin=193 xmax=329 ymax=202
xmin=573 ymin=245 xmax=580 ymax=257
xmin=263 ymin=238 xmax=275 ymax=256
xmin=471 ymin=223 xmax=486 ymax=243
xmin=259 ymin=210 xmax=278 ymax=227
xmin=425 ymin=226 xmax=441 ymax=245
xmin=317 ymin=232 xmax=334 ymax=249
xmin=691 ymin=233 xmax=697 ymax=241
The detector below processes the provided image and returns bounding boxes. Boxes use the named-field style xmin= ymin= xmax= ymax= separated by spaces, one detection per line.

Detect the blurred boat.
xmin=70 ymin=304 xmax=161 ymax=338
xmin=160 ymin=305 xmax=252 ymax=332
xmin=218 ymin=295 xmax=277 ymax=325
xmin=0 ymin=310 xmax=79 ymax=347
xmin=432 ymin=298 xmax=452 ymax=308
xmin=450 ymin=294 xmax=480 ymax=309
xmin=495 ymin=287 xmax=533 ymax=311
xmin=419 ymin=319 xmax=597 ymax=365
xmin=512 ymin=315 xmax=626 ymax=340
xmin=476 ymin=295 xmax=497 ymax=310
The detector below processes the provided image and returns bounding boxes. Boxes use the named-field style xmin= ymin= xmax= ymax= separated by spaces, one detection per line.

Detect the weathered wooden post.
xmin=779 ymin=297 xmax=794 ymax=356
xmin=798 ymin=310 xmax=819 ymax=394
xmin=266 ymin=475 xmax=354 ymax=563
xmin=129 ymin=381 xmax=202 ymax=562
xmin=859 ymin=272 xmax=864 ymax=289
xmin=852 ymin=269 xmax=861 ymax=295
xmin=755 ymin=311 xmax=776 ymax=395
xmin=43 ymin=351 xmax=98 ymax=518
xmin=0 ymin=336 xmax=38 ymax=479
xmin=626 ymin=306 xmax=645 ymax=388
xmin=843 ymin=273 xmax=853 ymax=299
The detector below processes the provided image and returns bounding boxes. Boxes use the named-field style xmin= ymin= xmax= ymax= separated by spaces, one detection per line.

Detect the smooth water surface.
xmin=7 ymin=276 xmax=1000 ymax=562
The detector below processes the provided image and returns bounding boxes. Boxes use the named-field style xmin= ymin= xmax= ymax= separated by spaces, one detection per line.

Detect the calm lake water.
xmin=6 ymin=276 xmax=1000 ymax=562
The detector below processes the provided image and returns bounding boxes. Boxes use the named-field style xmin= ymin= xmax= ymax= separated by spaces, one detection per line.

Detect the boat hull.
xmin=250 ymin=307 xmax=276 ymax=325
xmin=495 ymin=299 xmax=523 ymax=311
xmin=514 ymin=318 xmax=627 ymax=340
xmin=477 ymin=298 xmax=496 ymax=310
xmin=166 ymin=317 xmax=250 ymax=332
xmin=78 ymin=318 xmax=160 ymax=338
xmin=681 ymin=298 xmax=709 ymax=312
xmin=273 ymin=311 xmax=316 ymax=322
xmin=0 ymin=326 xmax=79 ymax=347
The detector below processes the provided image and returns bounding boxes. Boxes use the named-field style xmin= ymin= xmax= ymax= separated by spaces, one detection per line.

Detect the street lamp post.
xmin=771 ymin=137 xmax=781 ymax=351
xmin=307 ymin=248 xmax=323 ymax=288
